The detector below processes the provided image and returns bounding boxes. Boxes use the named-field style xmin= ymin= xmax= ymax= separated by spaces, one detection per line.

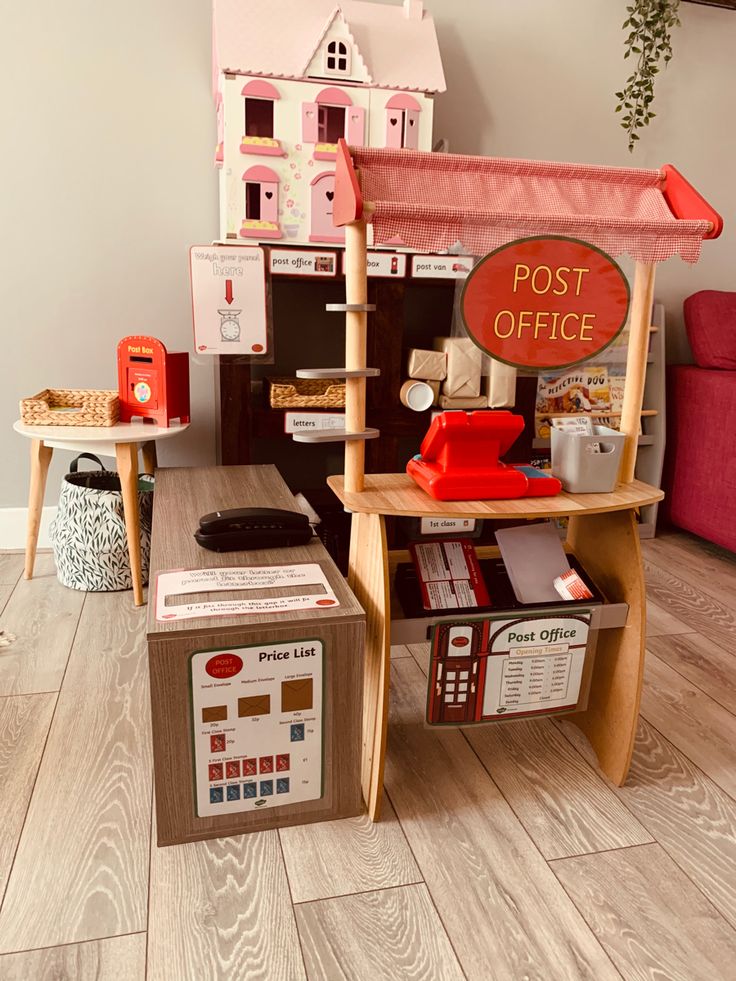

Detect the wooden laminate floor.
xmin=1 ymin=532 xmax=736 ymax=980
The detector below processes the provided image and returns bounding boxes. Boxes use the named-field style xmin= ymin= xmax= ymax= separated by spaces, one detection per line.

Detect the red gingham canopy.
xmin=347 ymin=147 xmax=716 ymax=263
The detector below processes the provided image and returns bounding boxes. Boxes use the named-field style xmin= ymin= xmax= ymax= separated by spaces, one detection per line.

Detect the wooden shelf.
xmin=328 ymin=473 xmax=663 ymax=519
xmin=293 ymin=428 xmax=380 ymax=444
xmin=296 ymin=368 xmax=381 ymax=379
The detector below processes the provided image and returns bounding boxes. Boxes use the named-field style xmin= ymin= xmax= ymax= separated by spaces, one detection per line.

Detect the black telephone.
xmin=194 ymin=507 xmax=313 ymax=552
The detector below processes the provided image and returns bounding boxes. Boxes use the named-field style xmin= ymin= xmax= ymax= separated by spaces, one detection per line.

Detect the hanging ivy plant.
xmin=615 ymin=0 xmax=681 ymax=151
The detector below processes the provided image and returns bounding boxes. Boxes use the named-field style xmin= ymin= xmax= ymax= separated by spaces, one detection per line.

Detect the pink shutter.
xmin=301 ymin=103 xmax=319 ymax=143
xmin=385 ymin=109 xmax=403 ymax=148
xmin=347 ymin=106 xmax=366 ymax=146
xmin=261 ymin=182 xmax=278 ymax=223
xmin=404 ymin=110 xmax=420 ymax=150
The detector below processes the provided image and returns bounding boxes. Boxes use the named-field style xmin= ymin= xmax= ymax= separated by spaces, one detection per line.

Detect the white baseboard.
xmin=0 ymin=507 xmax=57 ymax=550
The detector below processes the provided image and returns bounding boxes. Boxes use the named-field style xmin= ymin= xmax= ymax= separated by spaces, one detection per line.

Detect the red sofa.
xmin=664 ymin=290 xmax=736 ymax=552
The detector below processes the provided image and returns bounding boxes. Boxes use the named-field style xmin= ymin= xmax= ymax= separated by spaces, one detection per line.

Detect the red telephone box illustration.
xmin=428 ymin=621 xmax=485 ymax=725
xmin=117 ymin=335 xmax=190 ymax=427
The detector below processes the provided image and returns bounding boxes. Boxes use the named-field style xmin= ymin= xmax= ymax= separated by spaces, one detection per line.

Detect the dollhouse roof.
xmin=333 ymin=144 xmax=722 ymax=264
xmin=212 ymin=0 xmax=446 ymax=93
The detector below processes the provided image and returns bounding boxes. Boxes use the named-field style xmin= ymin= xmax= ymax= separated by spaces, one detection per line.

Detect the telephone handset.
xmin=194 ymin=507 xmax=313 ymax=552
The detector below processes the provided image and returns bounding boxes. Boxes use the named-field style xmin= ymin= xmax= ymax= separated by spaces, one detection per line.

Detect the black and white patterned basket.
xmin=49 ymin=454 xmax=154 ymax=592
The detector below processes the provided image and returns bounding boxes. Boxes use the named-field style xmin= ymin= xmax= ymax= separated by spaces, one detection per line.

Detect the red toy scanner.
xmin=407 ymin=411 xmax=561 ymax=501
xmin=117 ymin=335 xmax=190 ymax=427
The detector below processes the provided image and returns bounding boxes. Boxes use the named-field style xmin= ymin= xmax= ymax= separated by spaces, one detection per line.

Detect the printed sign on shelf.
xmin=284 ymin=412 xmax=345 ymax=434
xmin=461 ymin=236 xmax=631 ymax=371
xmin=191 ymin=639 xmax=323 ymax=816
xmin=155 ymin=564 xmax=339 ymax=622
xmin=426 ymin=611 xmax=591 ymax=725
xmin=190 ymin=245 xmax=268 ymax=356
xmin=420 ymin=517 xmax=477 ymax=536
xmin=411 ymin=255 xmax=475 ymax=279
xmin=343 ymin=251 xmax=407 ymax=278
xmin=269 ymin=249 xmax=338 ymax=277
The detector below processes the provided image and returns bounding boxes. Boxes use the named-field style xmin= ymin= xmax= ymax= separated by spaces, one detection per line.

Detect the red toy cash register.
xmin=407 ymin=411 xmax=561 ymax=501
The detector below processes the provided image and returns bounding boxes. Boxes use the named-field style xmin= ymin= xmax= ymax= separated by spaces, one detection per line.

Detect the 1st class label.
xmin=190 ymin=639 xmax=323 ymax=816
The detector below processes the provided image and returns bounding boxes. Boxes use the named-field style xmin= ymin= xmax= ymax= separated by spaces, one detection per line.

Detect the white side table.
xmin=13 ymin=420 xmax=190 ymax=606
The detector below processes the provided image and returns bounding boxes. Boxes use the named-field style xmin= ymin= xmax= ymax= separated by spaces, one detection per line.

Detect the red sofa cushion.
xmin=664 ymin=364 xmax=736 ymax=552
xmin=684 ymin=290 xmax=736 ymax=369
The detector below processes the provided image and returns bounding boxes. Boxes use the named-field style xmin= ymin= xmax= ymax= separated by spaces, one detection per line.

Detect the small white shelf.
xmin=325 ymin=303 xmax=377 ymax=313
xmin=296 ymin=368 xmax=381 ymax=379
xmin=292 ymin=427 xmax=380 ymax=444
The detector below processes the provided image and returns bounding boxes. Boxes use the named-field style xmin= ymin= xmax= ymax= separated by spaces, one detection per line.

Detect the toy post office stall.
xmin=312 ymin=141 xmax=720 ymax=819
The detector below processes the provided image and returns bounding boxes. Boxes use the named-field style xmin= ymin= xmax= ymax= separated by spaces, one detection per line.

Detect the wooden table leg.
xmin=141 ymin=440 xmax=158 ymax=474
xmin=347 ymin=511 xmax=390 ymax=820
xmin=116 ymin=442 xmax=144 ymax=607
xmin=567 ymin=508 xmax=646 ymax=785
xmin=24 ymin=439 xmax=53 ymax=580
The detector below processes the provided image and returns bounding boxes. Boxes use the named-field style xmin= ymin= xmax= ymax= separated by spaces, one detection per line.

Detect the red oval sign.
xmin=461 ymin=237 xmax=630 ymax=371
xmin=315 ymin=598 xmax=336 ymax=606
xmin=451 ymin=636 xmax=470 ymax=648
xmin=205 ymin=653 xmax=243 ymax=679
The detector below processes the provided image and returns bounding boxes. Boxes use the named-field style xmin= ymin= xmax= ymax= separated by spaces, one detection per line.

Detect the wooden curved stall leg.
xmin=141 ymin=440 xmax=158 ymax=475
xmin=566 ymin=508 xmax=646 ymax=785
xmin=116 ymin=441 xmax=144 ymax=607
xmin=348 ymin=510 xmax=390 ymax=820
xmin=24 ymin=439 xmax=53 ymax=580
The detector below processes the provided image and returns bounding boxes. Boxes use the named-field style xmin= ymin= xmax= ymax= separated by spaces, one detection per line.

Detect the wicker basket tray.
xmin=19 ymin=389 xmax=120 ymax=427
xmin=268 ymin=377 xmax=346 ymax=409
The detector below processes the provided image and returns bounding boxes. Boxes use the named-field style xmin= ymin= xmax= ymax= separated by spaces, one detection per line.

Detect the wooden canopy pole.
xmin=344 ymin=218 xmax=369 ymax=493
xmin=619 ymin=261 xmax=656 ymax=483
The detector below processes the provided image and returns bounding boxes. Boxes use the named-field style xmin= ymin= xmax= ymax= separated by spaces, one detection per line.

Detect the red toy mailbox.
xmin=117 ymin=335 xmax=190 ymax=427
xmin=407 ymin=411 xmax=561 ymax=501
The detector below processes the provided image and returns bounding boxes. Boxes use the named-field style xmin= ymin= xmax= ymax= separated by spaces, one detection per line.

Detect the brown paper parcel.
xmin=434 ymin=337 xmax=483 ymax=397
xmin=407 ymin=348 xmax=447 ymax=381
xmin=439 ymin=394 xmax=488 ymax=409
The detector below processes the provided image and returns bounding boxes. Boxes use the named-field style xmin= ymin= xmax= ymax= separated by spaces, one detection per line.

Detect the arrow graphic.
xmin=225 ymin=279 xmax=234 ymax=305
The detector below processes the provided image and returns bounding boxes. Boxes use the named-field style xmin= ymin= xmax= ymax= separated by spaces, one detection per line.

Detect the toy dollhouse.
xmin=212 ymin=0 xmax=445 ymax=246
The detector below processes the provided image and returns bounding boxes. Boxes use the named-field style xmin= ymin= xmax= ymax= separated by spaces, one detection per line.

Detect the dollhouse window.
xmin=303 ymin=88 xmax=363 ymax=151
xmin=244 ymin=98 xmax=273 ymax=139
xmin=240 ymin=165 xmax=281 ymax=239
xmin=385 ymin=94 xmax=421 ymax=150
xmin=325 ymin=40 xmax=350 ymax=76
xmin=240 ymin=81 xmax=281 ymax=152
xmin=245 ymin=182 xmax=261 ymax=220
xmin=319 ymin=105 xmax=346 ymax=144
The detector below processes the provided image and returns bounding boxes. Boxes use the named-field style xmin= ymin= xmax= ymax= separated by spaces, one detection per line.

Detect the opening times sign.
xmin=461 ymin=236 xmax=631 ymax=371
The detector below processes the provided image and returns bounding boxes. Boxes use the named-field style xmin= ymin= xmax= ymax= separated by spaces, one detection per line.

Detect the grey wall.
xmin=1 ymin=0 xmax=734 ymax=508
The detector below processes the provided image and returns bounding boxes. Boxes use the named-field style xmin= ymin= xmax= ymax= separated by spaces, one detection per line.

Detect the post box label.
xmin=191 ymin=639 xmax=323 ymax=817
xmin=461 ymin=237 xmax=630 ymax=371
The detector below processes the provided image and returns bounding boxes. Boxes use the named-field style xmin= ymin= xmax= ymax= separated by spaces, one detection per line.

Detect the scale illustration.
xmin=218 ymin=309 xmax=242 ymax=343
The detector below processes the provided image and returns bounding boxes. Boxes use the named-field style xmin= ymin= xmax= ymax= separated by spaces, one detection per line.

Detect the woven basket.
xmin=268 ymin=378 xmax=346 ymax=409
xmin=20 ymin=389 xmax=120 ymax=427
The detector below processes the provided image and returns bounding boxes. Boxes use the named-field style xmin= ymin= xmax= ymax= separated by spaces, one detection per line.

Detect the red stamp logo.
xmin=205 ymin=653 xmax=243 ymax=679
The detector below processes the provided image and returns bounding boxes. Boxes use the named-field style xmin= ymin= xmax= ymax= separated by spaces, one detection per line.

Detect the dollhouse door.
xmin=435 ymin=624 xmax=480 ymax=724
xmin=437 ymin=658 xmax=477 ymax=724
xmin=310 ymin=172 xmax=344 ymax=243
